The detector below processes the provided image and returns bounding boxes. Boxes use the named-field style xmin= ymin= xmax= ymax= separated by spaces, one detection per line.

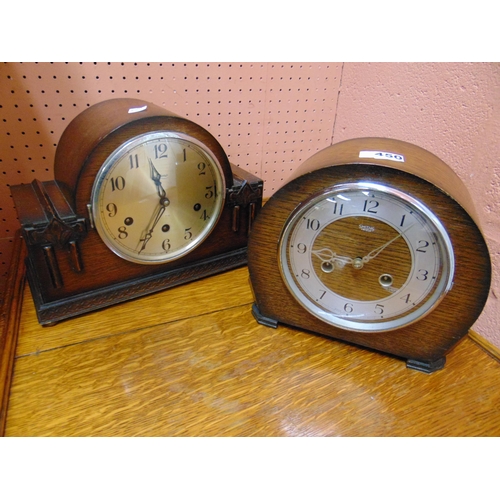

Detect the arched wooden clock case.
xmin=248 ymin=138 xmax=491 ymax=372
xmin=11 ymin=98 xmax=263 ymax=325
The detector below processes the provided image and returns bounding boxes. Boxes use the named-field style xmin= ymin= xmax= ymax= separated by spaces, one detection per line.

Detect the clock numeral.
xmin=198 ymin=162 xmax=206 ymax=175
xmin=205 ymin=185 xmax=216 ymax=199
xmin=129 ymin=154 xmax=139 ymax=169
xmin=154 ymin=143 xmax=168 ymax=159
xmin=319 ymin=290 xmax=327 ymax=300
xmin=296 ymin=243 xmax=307 ymax=254
xmin=301 ymin=269 xmax=311 ymax=279
xmin=344 ymin=303 xmax=354 ymax=314
xmin=184 ymin=228 xmax=193 ymax=240
xmin=200 ymin=209 xmax=210 ymax=221
xmin=401 ymin=293 xmax=411 ymax=304
xmin=110 ymin=176 xmax=126 ymax=192
xmin=162 ymin=239 xmax=171 ymax=252
xmin=363 ymin=199 xmax=379 ymax=213
xmin=106 ymin=203 xmax=117 ymax=217
xmin=417 ymin=269 xmax=429 ymax=281
xmin=306 ymin=218 xmax=320 ymax=231
xmin=374 ymin=304 xmax=385 ymax=315
xmin=117 ymin=226 xmax=128 ymax=239
xmin=416 ymin=240 xmax=429 ymax=253
xmin=400 ymin=214 xmax=406 ymax=227
xmin=333 ymin=202 xmax=344 ymax=215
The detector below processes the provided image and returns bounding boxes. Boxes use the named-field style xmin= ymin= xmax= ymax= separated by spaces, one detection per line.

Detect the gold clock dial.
xmin=91 ymin=131 xmax=225 ymax=264
xmin=279 ymin=182 xmax=455 ymax=332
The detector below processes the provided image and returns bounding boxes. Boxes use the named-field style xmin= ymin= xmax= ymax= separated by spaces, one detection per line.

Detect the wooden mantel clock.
xmin=10 ymin=98 xmax=263 ymax=325
xmin=248 ymin=138 xmax=491 ymax=372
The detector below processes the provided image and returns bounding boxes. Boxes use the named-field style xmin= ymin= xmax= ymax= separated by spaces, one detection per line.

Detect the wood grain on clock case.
xmin=54 ymin=98 xmax=233 ymax=201
xmin=50 ymin=98 xmax=238 ymax=299
xmin=248 ymin=138 xmax=491 ymax=365
xmin=291 ymin=137 xmax=481 ymax=225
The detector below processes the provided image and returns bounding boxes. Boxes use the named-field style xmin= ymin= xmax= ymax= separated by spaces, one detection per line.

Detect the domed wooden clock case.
xmin=248 ymin=138 xmax=491 ymax=372
xmin=10 ymin=98 xmax=263 ymax=325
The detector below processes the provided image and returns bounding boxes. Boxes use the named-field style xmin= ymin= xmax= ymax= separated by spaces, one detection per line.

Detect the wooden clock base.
xmin=11 ymin=163 xmax=263 ymax=326
xmin=28 ymin=248 xmax=248 ymax=326
xmin=251 ymin=303 xmax=447 ymax=373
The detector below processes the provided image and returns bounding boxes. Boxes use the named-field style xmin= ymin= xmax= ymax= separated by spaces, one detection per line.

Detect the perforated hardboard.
xmin=0 ymin=62 xmax=342 ymax=286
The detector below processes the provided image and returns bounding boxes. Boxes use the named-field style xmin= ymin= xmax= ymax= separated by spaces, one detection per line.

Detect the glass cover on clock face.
xmin=91 ymin=131 xmax=225 ymax=264
xmin=279 ymin=182 xmax=455 ymax=332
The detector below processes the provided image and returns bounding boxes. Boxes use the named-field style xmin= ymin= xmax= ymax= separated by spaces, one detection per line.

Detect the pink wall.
xmin=334 ymin=62 xmax=500 ymax=348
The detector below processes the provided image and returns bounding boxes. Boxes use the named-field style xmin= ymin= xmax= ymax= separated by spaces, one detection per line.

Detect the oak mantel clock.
xmin=11 ymin=98 xmax=263 ymax=325
xmin=248 ymin=138 xmax=491 ymax=372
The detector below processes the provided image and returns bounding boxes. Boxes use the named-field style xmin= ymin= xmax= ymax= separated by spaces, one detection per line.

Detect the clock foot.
xmin=251 ymin=303 xmax=278 ymax=328
xmin=406 ymin=357 xmax=446 ymax=373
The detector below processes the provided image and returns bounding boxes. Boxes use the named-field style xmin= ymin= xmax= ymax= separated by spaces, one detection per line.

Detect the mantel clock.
xmin=11 ymin=98 xmax=263 ymax=325
xmin=248 ymin=138 xmax=491 ymax=372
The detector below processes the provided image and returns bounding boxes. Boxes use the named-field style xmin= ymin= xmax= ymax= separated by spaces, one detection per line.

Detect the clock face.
xmin=278 ymin=182 xmax=455 ymax=332
xmin=91 ymin=131 xmax=226 ymax=264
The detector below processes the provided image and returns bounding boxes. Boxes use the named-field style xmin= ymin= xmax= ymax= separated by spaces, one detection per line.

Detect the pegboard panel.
xmin=0 ymin=62 xmax=342 ymax=289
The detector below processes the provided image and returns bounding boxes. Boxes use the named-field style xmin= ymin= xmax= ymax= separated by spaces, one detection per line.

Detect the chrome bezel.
xmin=278 ymin=182 xmax=455 ymax=332
xmin=91 ymin=131 xmax=226 ymax=265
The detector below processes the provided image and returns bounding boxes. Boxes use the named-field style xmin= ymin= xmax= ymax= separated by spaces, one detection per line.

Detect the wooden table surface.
xmin=4 ymin=266 xmax=500 ymax=437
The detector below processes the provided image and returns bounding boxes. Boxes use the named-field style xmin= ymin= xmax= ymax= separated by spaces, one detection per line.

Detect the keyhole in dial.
xmin=379 ymin=274 xmax=393 ymax=287
xmin=321 ymin=262 xmax=334 ymax=273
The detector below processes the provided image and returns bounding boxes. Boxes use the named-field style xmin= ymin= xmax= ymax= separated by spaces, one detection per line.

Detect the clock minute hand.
xmin=138 ymin=203 xmax=166 ymax=253
xmin=139 ymin=159 xmax=170 ymax=252
xmin=362 ymin=224 xmax=415 ymax=264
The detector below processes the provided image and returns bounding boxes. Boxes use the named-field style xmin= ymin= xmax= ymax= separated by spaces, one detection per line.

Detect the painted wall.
xmin=333 ymin=62 xmax=500 ymax=348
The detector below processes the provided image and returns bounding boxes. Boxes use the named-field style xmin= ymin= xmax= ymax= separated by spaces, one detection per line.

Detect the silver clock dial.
xmin=279 ymin=182 xmax=455 ymax=332
xmin=91 ymin=131 xmax=225 ymax=264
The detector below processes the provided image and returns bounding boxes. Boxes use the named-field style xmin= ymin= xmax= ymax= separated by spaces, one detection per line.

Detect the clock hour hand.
xmin=149 ymin=158 xmax=167 ymax=199
xmin=312 ymin=248 xmax=354 ymax=268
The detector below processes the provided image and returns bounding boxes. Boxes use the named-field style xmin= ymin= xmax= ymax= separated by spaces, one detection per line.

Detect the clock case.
xmin=11 ymin=98 xmax=263 ymax=325
xmin=248 ymin=138 xmax=491 ymax=372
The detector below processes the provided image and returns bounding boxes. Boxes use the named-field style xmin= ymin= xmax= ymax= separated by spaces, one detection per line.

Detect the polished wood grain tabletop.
xmin=4 ymin=266 xmax=500 ymax=436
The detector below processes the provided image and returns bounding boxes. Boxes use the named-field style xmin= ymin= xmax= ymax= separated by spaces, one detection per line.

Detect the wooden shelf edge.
xmin=469 ymin=329 xmax=500 ymax=364
xmin=0 ymin=232 xmax=26 ymax=436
